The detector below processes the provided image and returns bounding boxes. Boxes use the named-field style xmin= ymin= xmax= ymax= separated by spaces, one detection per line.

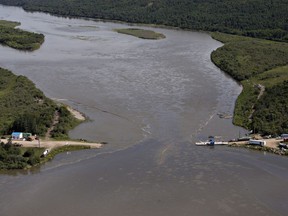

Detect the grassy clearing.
xmin=115 ymin=28 xmax=165 ymax=40
xmin=211 ymin=32 xmax=288 ymax=135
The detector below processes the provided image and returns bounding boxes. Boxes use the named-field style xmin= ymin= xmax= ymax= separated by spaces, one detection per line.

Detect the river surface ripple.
xmin=0 ymin=5 xmax=287 ymax=216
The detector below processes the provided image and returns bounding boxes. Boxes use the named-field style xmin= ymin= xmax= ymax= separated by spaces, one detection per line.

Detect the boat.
xmin=195 ymin=141 xmax=229 ymax=146
xmin=217 ymin=112 xmax=233 ymax=119
xmin=195 ymin=136 xmax=228 ymax=146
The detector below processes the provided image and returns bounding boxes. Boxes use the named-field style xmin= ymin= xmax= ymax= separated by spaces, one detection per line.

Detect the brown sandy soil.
xmin=1 ymin=139 xmax=102 ymax=151
xmin=264 ymin=138 xmax=282 ymax=148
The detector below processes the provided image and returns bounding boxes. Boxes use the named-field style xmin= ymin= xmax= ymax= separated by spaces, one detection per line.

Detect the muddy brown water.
xmin=0 ymin=5 xmax=287 ymax=216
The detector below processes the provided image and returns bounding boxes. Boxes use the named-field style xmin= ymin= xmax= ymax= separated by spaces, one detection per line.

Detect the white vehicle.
xmin=42 ymin=149 xmax=49 ymax=157
xmin=249 ymin=139 xmax=266 ymax=147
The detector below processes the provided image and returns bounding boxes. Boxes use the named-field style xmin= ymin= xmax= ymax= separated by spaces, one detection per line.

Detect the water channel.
xmin=0 ymin=5 xmax=287 ymax=216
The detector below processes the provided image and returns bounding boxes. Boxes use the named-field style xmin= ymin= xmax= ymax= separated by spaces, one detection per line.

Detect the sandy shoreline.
xmin=66 ymin=106 xmax=86 ymax=121
xmin=1 ymin=139 xmax=102 ymax=151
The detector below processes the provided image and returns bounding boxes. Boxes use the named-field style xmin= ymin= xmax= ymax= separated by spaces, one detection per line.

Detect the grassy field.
xmin=0 ymin=20 xmax=44 ymax=50
xmin=115 ymin=28 xmax=165 ymax=40
xmin=211 ymin=32 xmax=288 ymax=135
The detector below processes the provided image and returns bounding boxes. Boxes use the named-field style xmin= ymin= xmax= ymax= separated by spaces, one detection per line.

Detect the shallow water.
xmin=0 ymin=5 xmax=287 ymax=216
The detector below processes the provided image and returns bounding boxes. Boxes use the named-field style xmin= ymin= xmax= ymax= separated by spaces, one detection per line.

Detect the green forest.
xmin=0 ymin=19 xmax=44 ymax=50
xmin=0 ymin=68 xmax=81 ymax=139
xmin=0 ymin=141 xmax=44 ymax=169
xmin=0 ymin=0 xmax=287 ymax=41
xmin=211 ymin=33 xmax=288 ymax=135
xmin=0 ymin=68 xmax=55 ymax=135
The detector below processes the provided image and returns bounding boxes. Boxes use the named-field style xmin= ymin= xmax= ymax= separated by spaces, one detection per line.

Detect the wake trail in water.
xmin=190 ymin=112 xmax=216 ymax=141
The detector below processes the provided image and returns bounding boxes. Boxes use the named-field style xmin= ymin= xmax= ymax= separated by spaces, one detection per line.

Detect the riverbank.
xmin=66 ymin=106 xmax=86 ymax=121
xmin=211 ymin=32 xmax=288 ymax=135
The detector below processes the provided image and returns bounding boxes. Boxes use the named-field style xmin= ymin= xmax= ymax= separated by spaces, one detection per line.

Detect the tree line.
xmin=0 ymin=0 xmax=287 ymax=41
xmin=211 ymin=33 xmax=288 ymax=135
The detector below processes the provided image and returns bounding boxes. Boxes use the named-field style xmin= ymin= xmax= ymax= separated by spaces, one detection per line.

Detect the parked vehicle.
xmin=249 ymin=139 xmax=266 ymax=147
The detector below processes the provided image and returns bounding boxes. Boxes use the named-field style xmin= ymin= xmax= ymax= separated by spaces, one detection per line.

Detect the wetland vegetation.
xmin=0 ymin=19 xmax=44 ymax=50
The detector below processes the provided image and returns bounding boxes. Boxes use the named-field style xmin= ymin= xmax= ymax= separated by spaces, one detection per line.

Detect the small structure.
xmin=11 ymin=132 xmax=33 ymax=140
xmin=11 ymin=132 xmax=23 ymax=140
xmin=281 ymin=134 xmax=288 ymax=142
xmin=208 ymin=136 xmax=215 ymax=145
xmin=195 ymin=136 xmax=228 ymax=146
xmin=23 ymin=133 xmax=32 ymax=139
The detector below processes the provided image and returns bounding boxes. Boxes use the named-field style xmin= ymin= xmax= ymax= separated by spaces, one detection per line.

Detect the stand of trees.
xmin=0 ymin=68 xmax=81 ymax=138
xmin=252 ymin=81 xmax=288 ymax=135
xmin=0 ymin=68 xmax=56 ymax=136
xmin=0 ymin=141 xmax=42 ymax=169
xmin=0 ymin=0 xmax=287 ymax=41
xmin=211 ymin=33 xmax=288 ymax=135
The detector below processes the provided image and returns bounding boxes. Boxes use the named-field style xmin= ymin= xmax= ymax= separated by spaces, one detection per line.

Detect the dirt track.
xmin=1 ymin=139 xmax=102 ymax=150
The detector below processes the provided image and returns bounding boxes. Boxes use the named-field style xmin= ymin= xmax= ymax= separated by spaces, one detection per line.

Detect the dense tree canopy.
xmin=211 ymin=33 xmax=288 ymax=135
xmin=0 ymin=68 xmax=56 ymax=135
xmin=253 ymin=81 xmax=288 ymax=135
xmin=0 ymin=0 xmax=287 ymax=41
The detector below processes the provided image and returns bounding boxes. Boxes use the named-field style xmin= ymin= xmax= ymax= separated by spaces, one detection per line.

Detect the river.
xmin=0 ymin=5 xmax=287 ymax=216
